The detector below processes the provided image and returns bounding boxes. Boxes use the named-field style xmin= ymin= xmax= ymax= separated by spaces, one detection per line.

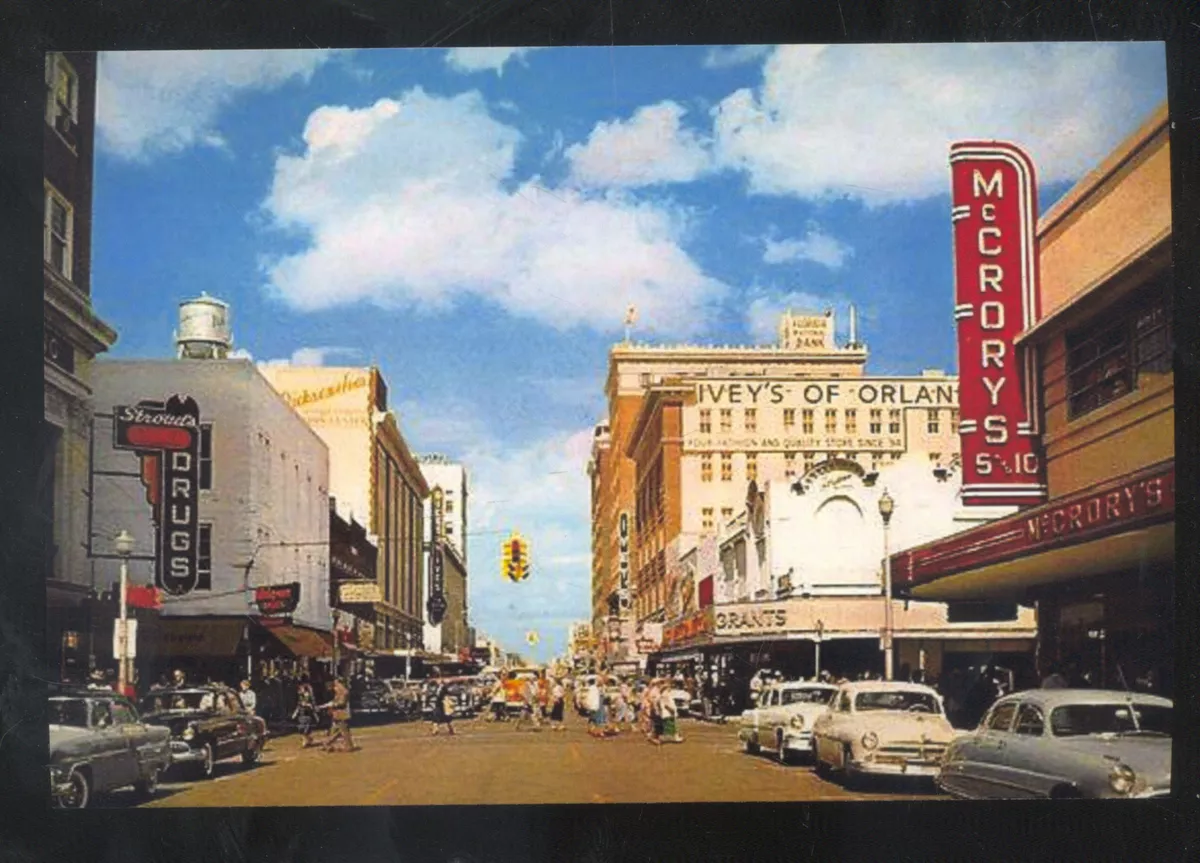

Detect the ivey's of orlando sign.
xmin=427 ymin=487 xmax=447 ymax=624
xmin=113 ymin=397 xmax=203 ymax=595
xmin=693 ymin=379 xmax=958 ymax=407
xmin=617 ymin=511 xmax=631 ymax=611
xmin=950 ymin=142 xmax=1047 ymax=507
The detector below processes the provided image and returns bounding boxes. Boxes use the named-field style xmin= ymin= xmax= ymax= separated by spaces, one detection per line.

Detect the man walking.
xmin=319 ymin=678 xmax=356 ymax=753
xmin=239 ymin=679 xmax=257 ymax=715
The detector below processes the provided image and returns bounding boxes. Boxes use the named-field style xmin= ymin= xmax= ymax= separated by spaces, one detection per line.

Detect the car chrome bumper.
xmin=169 ymin=741 xmax=207 ymax=764
xmin=782 ymin=731 xmax=814 ymax=750
xmin=854 ymin=758 xmax=941 ymax=777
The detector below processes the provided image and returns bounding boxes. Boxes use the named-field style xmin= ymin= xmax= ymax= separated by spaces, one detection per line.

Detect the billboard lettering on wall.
xmin=949 ymin=142 xmax=1048 ymax=507
xmin=617 ymin=511 xmax=631 ymax=611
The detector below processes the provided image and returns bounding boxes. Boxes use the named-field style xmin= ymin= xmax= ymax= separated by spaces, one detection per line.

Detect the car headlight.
xmin=49 ymin=765 xmax=67 ymax=781
xmin=1109 ymin=763 xmax=1136 ymax=795
xmin=182 ymin=724 xmax=196 ymax=741
xmin=861 ymin=731 xmax=879 ymax=750
xmin=789 ymin=715 xmax=805 ymax=730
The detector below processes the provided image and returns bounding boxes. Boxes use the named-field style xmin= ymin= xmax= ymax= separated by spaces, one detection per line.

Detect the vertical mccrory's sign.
xmin=950 ymin=142 xmax=1048 ymax=507
xmin=427 ymin=487 xmax=447 ymax=625
xmin=113 ymin=397 xmax=204 ymax=594
xmin=617 ymin=511 xmax=631 ymax=612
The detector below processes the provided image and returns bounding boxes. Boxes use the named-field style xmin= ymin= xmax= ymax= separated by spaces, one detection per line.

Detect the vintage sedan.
xmin=811 ymin=681 xmax=956 ymax=786
xmin=140 ymin=685 xmax=267 ymax=780
xmin=351 ymin=677 xmax=403 ymax=721
xmin=49 ymin=691 xmax=173 ymax=809
xmin=938 ymin=689 xmax=1171 ymax=799
xmin=739 ymin=681 xmax=838 ymax=764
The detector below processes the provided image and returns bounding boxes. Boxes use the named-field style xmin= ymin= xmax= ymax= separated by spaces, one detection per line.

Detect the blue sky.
xmin=91 ymin=43 xmax=1166 ymax=660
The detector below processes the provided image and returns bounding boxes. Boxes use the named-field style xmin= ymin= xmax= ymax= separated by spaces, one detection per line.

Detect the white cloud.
xmin=745 ymin=290 xmax=837 ymax=345
xmin=261 ymin=88 xmax=725 ymax=337
xmin=762 ymin=224 xmax=853 ymax=269
xmin=259 ymin=345 xmax=359 ymax=367
xmin=565 ymin=101 xmax=712 ymax=188
xmin=712 ymin=43 xmax=1156 ymax=204
xmin=97 ymin=50 xmax=335 ymax=161
xmin=444 ymin=47 xmax=541 ymax=75
xmin=703 ymin=45 xmax=772 ymax=69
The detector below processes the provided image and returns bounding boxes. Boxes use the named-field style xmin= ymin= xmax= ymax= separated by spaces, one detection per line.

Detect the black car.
xmin=350 ymin=678 xmax=403 ymax=721
xmin=140 ymin=685 xmax=267 ymax=779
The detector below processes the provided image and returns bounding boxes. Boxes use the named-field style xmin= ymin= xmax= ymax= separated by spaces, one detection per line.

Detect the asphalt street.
xmin=107 ymin=712 xmax=949 ymax=807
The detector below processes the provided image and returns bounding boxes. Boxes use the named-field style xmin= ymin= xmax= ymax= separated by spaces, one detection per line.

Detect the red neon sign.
xmin=949 ymin=141 xmax=1047 ymax=507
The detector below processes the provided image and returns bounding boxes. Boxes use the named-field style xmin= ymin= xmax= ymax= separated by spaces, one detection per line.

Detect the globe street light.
xmin=113 ymin=530 xmax=135 ymax=695
xmin=877 ymin=490 xmax=895 ymax=681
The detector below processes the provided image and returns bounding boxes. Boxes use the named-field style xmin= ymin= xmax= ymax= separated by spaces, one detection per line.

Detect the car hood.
xmin=1057 ymin=734 xmax=1172 ymax=781
xmin=858 ymin=712 xmax=955 ymax=742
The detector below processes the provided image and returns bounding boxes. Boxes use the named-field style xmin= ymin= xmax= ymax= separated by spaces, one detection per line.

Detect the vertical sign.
xmin=113 ymin=397 xmax=203 ymax=594
xmin=949 ymin=142 xmax=1047 ymax=507
xmin=617 ymin=511 xmax=631 ymax=611
xmin=428 ymin=487 xmax=447 ymax=623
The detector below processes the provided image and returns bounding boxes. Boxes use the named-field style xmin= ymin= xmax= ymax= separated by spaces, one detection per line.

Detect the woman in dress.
xmin=549 ymin=678 xmax=566 ymax=731
xmin=431 ymin=682 xmax=456 ymax=736
xmin=292 ymin=676 xmax=318 ymax=748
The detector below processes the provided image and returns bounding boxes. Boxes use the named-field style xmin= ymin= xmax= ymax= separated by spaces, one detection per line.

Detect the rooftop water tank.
xmin=175 ymin=293 xmax=232 ymax=359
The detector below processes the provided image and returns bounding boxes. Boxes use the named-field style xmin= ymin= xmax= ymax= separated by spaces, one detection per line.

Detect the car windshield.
xmin=782 ymin=688 xmax=835 ymax=706
xmin=855 ymin=690 xmax=941 ymax=713
xmin=48 ymin=698 xmax=90 ymax=728
xmin=1049 ymin=702 xmax=1172 ymax=737
xmin=140 ymin=690 xmax=220 ymax=714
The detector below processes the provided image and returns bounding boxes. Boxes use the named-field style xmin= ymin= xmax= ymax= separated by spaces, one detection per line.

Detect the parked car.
xmin=739 ymin=681 xmax=838 ymax=764
xmin=811 ymin=681 xmax=956 ymax=787
xmin=139 ymin=684 xmax=267 ymax=780
xmin=49 ymin=690 xmax=172 ymax=809
xmin=350 ymin=677 xmax=404 ymax=721
xmin=937 ymin=689 xmax=1172 ymax=799
xmin=384 ymin=679 xmax=424 ymax=719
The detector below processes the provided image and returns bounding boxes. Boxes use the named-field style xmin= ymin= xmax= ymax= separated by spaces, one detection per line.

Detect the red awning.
xmin=260 ymin=623 xmax=335 ymax=658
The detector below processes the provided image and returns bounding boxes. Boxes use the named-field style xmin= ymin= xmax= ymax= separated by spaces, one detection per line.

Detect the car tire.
xmin=242 ymin=743 xmax=261 ymax=766
xmin=841 ymin=744 xmax=861 ymax=790
xmin=776 ymin=730 xmax=792 ymax=765
xmin=134 ymin=767 xmax=160 ymax=799
xmin=56 ymin=769 xmax=91 ymax=810
xmin=742 ymin=735 xmax=760 ymax=755
xmin=193 ymin=742 xmax=215 ymax=780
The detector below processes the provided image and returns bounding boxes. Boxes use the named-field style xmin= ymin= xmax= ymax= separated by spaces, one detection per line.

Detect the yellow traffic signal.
xmin=501 ymin=532 xmax=531 ymax=582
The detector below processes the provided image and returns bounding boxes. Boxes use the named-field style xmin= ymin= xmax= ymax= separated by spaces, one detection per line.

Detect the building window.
xmin=803 ymin=452 xmax=815 ymax=471
xmin=784 ymin=452 xmax=797 ymax=477
xmin=869 ymin=408 xmax=882 ymax=435
xmin=891 ymin=452 xmax=902 ymax=461
xmin=44 ymin=184 xmax=73 ymax=280
xmin=783 ymin=408 xmax=795 ymax=429
xmin=720 ymin=453 xmax=733 ymax=482
xmin=639 ymin=373 xmax=651 ymax=387
xmin=888 ymin=409 xmax=901 ymax=435
xmin=45 ymin=53 xmax=79 ymax=131
xmin=744 ymin=408 xmax=757 ymax=432
xmin=845 ymin=409 xmax=857 ymax=435
xmin=824 ymin=409 xmax=837 ymax=434
xmin=701 ymin=508 xmax=714 ymax=532
xmin=700 ymin=454 xmax=713 ymax=482
xmin=198 ymin=424 xmax=213 ymax=490
xmin=721 ymin=507 xmax=733 ymax=524
xmin=699 ymin=409 xmax=711 ymax=434
xmin=926 ymin=409 xmax=940 ymax=435
xmin=1066 ymin=279 xmax=1172 ymax=419
xmin=929 ymin=452 xmax=942 ymax=463
xmin=719 ymin=409 xmax=733 ymax=433
xmin=445 ymin=498 xmax=454 ymax=514
xmin=950 ymin=409 xmax=959 ymax=434
xmin=746 ymin=453 xmax=757 ymax=482
xmin=847 ymin=452 xmax=858 ymax=465
xmin=801 ymin=409 xmax=814 ymax=434
xmin=197 ymin=524 xmax=212 ymax=590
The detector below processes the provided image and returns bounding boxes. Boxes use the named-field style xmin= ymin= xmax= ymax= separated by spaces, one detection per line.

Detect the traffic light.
xmin=501 ymin=532 xmax=531 ymax=582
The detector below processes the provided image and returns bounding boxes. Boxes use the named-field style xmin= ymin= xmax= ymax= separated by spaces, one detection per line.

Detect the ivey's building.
xmin=91 ymin=305 xmax=334 ymax=684
xmin=589 ymin=309 xmax=963 ymax=663
xmin=894 ymin=104 xmax=1175 ymax=696
xmin=260 ymin=365 xmax=430 ymax=651
xmin=417 ymin=455 xmax=471 ymax=657
xmin=42 ymin=50 xmax=120 ymax=679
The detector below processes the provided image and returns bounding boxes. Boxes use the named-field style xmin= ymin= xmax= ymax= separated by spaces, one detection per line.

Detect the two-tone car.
xmin=937 ymin=689 xmax=1172 ymax=799
xmin=351 ymin=677 xmax=403 ymax=722
xmin=738 ymin=681 xmax=838 ymax=764
xmin=49 ymin=690 xmax=172 ymax=809
xmin=139 ymin=684 xmax=267 ymax=780
xmin=811 ymin=681 xmax=956 ymax=787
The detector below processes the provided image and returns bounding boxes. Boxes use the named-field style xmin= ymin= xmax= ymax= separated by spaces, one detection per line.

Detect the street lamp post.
xmin=114 ymin=530 xmax=134 ymax=695
xmin=814 ymin=619 xmax=824 ymax=680
xmin=878 ymin=490 xmax=895 ymax=681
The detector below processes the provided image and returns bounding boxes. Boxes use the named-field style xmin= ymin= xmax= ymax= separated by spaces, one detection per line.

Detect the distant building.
xmin=417 ymin=455 xmax=471 ymax=656
xmin=416 ymin=454 xmax=469 ymax=564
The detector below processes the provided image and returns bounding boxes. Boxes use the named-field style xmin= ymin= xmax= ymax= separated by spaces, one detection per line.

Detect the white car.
xmin=738 ymin=682 xmax=838 ymax=764
xmin=811 ymin=681 xmax=956 ymax=786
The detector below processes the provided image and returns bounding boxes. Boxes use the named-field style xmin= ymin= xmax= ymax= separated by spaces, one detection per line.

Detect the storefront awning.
xmin=157 ymin=617 xmax=246 ymax=657
xmin=260 ymin=622 xmax=334 ymax=658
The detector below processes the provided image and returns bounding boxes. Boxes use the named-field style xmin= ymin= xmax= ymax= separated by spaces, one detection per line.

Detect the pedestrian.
xmin=293 ymin=676 xmax=318 ymax=748
xmin=549 ymin=678 xmax=566 ymax=731
xmin=318 ymin=678 xmax=356 ymax=752
xmin=537 ymin=671 xmax=551 ymax=723
xmin=646 ymin=679 xmax=664 ymax=745
xmin=488 ymin=679 xmax=507 ymax=722
xmin=431 ymin=682 xmax=456 ymax=736
xmin=660 ymin=681 xmax=684 ymax=743
xmin=172 ymin=668 xmax=187 ymax=687
xmin=239 ymin=679 xmax=258 ymax=715
xmin=585 ymin=678 xmax=606 ymax=738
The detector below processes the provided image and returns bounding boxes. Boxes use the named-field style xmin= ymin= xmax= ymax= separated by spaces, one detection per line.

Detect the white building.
xmin=416 ymin=454 xmax=469 ymax=563
xmin=417 ymin=455 xmax=470 ymax=654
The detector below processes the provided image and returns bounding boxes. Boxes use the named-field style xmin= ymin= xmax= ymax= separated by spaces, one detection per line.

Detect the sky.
xmin=90 ymin=43 xmax=1167 ymax=661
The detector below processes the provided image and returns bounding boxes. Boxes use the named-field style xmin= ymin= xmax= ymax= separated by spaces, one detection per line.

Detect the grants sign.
xmin=113 ymin=396 xmax=204 ymax=595
xmin=949 ymin=142 xmax=1047 ymax=507
xmin=714 ymin=605 xmax=789 ymax=637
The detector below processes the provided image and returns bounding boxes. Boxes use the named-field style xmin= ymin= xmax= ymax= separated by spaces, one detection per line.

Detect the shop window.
xmin=44 ymin=184 xmax=73 ymax=280
xmin=783 ymin=408 xmax=795 ymax=430
xmin=197 ymin=523 xmax=212 ymax=590
xmin=824 ymin=409 xmax=837 ymax=434
xmin=699 ymin=409 xmax=711 ymax=434
xmin=869 ymin=408 xmax=882 ymax=435
xmin=719 ymin=409 xmax=733 ymax=433
xmin=802 ymin=409 xmax=814 ymax=434
xmin=746 ymin=453 xmax=757 ymax=482
xmin=1066 ymin=277 xmax=1172 ymax=419
xmin=845 ymin=409 xmax=857 ymax=434
xmin=720 ymin=453 xmax=733 ymax=482
xmin=744 ymin=408 xmax=757 ymax=432
xmin=199 ymin=424 xmax=213 ymax=490
xmin=700 ymin=454 xmax=713 ymax=482
xmin=888 ymin=409 xmax=901 ymax=434
xmin=926 ymin=409 xmax=940 ymax=435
